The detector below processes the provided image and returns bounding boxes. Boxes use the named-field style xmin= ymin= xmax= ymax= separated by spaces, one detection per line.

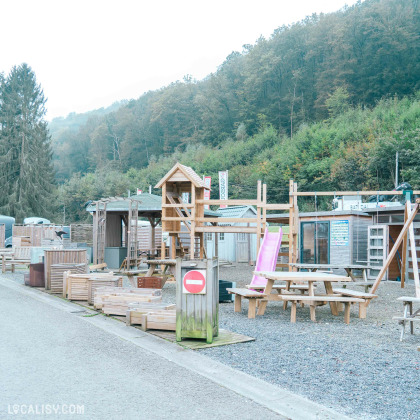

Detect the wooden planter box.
xmin=137 ymin=276 xmax=163 ymax=289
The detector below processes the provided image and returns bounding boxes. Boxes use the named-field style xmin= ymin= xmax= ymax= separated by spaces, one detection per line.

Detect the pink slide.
xmin=251 ymin=228 xmax=283 ymax=287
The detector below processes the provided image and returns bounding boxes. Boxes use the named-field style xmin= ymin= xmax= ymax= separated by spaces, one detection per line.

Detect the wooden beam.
xmin=196 ymin=226 xmax=258 ymax=233
xmin=290 ymin=190 xmax=420 ymax=197
xmin=371 ymin=203 xmax=419 ymax=295
xmin=196 ymin=217 xmax=258 ymax=223
xmin=195 ymin=199 xmax=259 ymax=205
xmin=262 ymin=204 xmax=291 ymax=210
xmin=163 ymin=217 xmax=193 ymax=221
xmin=162 ymin=203 xmax=194 ymax=208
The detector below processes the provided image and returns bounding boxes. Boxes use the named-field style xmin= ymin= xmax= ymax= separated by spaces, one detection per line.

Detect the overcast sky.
xmin=1 ymin=0 xmax=359 ymax=120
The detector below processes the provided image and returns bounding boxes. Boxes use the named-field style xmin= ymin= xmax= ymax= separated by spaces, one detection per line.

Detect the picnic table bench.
xmin=332 ymin=288 xmax=377 ymax=318
xmin=228 ymin=284 xmax=315 ymax=318
xmin=393 ymin=296 xmax=420 ymax=341
xmin=281 ymin=295 xmax=364 ymax=324
xmin=226 ymin=288 xmax=267 ymax=319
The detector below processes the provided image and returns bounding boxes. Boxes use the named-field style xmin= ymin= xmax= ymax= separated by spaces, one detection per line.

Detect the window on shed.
xmin=219 ymin=232 xmax=225 ymax=241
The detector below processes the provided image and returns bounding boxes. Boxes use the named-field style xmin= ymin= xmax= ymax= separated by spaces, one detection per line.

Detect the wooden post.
xmin=214 ymin=224 xmax=219 ymax=258
xmin=407 ymin=199 xmax=420 ymax=298
xmin=190 ymin=185 xmax=196 ymax=259
xmin=161 ymin=183 xmax=167 ymax=259
xmin=293 ymin=182 xmax=298 ymax=266
xmin=371 ymin=203 xmax=419 ymax=295
xmin=401 ymin=200 xmax=409 ymax=288
xmin=171 ymin=234 xmax=176 ymax=259
xmin=288 ymin=180 xmax=294 ymax=271
xmin=199 ymin=232 xmax=205 ymax=258
xmin=262 ymin=183 xmax=267 ymax=234
xmin=93 ymin=201 xmax=98 ymax=265
xmin=257 ymin=180 xmax=262 ymax=251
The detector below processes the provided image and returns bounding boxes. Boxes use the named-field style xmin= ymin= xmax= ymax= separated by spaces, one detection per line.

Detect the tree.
xmin=0 ymin=64 xmax=55 ymax=221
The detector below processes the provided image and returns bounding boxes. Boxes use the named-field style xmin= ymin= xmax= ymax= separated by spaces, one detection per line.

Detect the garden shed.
xmin=298 ymin=210 xmax=371 ymax=271
xmin=206 ymin=205 xmax=257 ymax=263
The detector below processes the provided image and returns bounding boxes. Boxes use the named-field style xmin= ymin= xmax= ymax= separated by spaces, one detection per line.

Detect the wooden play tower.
xmin=155 ymin=163 xmax=294 ymax=262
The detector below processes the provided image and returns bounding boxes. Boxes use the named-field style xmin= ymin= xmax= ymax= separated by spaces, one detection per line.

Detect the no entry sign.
xmin=183 ymin=270 xmax=206 ymax=294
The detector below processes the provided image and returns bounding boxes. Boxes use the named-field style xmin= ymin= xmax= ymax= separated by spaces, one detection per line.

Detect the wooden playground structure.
xmin=155 ymin=163 xmax=297 ymax=268
xmin=90 ymin=163 xmax=420 ymax=314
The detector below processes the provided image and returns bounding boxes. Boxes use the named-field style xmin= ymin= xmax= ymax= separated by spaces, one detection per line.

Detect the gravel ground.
xmin=6 ymin=267 xmax=420 ymax=419
xmin=163 ymin=264 xmax=420 ymax=420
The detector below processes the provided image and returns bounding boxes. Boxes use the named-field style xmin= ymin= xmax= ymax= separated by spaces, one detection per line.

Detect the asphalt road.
xmin=0 ymin=282 xmax=282 ymax=420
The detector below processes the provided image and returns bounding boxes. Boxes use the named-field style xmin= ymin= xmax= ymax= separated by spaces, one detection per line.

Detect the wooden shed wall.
xmin=105 ymin=214 xmax=122 ymax=247
xmin=70 ymin=224 xmax=93 ymax=246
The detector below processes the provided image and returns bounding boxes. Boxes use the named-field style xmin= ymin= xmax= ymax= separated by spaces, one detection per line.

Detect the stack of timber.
xmin=93 ymin=287 xmax=162 ymax=310
xmin=87 ymin=275 xmax=123 ymax=305
xmin=94 ymin=287 xmax=162 ymax=315
xmin=126 ymin=305 xmax=176 ymax=331
xmin=50 ymin=263 xmax=87 ymax=294
xmin=44 ymin=249 xmax=87 ymax=290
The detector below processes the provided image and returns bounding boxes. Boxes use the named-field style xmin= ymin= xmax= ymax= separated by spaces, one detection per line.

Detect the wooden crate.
xmin=50 ymin=263 xmax=87 ymax=294
xmin=137 ymin=276 xmax=163 ymax=289
xmin=87 ymin=276 xmax=123 ymax=305
xmin=102 ymin=294 xmax=162 ymax=316
xmin=44 ymin=249 xmax=87 ymax=290
xmin=127 ymin=309 xmax=176 ymax=331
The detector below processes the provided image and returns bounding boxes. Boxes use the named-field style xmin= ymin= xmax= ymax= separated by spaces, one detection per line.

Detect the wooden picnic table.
xmin=145 ymin=259 xmax=177 ymax=277
xmin=289 ymin=263 xmax=371 ymax=282
xmin=116 ymin=259 xmax=177 ymax=288
xmin=254 ymin=271 xmax=351 ymax=317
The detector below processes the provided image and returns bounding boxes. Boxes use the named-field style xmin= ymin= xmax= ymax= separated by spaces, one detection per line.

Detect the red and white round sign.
xmin=183 ymin=270 xmax=206 ymax=294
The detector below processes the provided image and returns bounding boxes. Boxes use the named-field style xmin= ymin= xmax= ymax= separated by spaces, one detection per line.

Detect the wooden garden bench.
xmin=226 ymin=288 xmax=267 ymax=319
xmin=2 ymin=247 xmax=31 ymax=273
xmin=393 ymin=296 xmax=420 ymax=341
xmin=332 ymin=288 xmax=377 ymax=318
xmin=280 ymin=295 xmax=364 ymax=324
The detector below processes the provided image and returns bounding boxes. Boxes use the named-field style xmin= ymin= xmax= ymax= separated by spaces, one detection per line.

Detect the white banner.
xmin=218 ymin=171 xmax=228 ymax=209
xmin=203 ymin=176 xmax=211 ymax=209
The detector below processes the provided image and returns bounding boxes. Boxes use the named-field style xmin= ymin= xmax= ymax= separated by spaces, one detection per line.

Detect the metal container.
xmin=176 ymin=258 xmax=219 ymax=343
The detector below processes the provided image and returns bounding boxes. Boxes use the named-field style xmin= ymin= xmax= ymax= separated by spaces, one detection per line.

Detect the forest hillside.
xmin=49 ymin=0 xmax=420 ymax=222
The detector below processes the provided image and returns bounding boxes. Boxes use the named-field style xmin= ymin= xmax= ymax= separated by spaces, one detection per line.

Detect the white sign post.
xmin=218 ymin=171 xmax=228 ymax=209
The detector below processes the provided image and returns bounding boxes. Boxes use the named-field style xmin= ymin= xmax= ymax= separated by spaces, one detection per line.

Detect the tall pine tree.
xmin=0 ymin=64 xmax=55 ymax=221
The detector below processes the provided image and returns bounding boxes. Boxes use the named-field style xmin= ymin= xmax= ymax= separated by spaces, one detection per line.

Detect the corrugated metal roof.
xmin=216 ymin=205 xmax=257 ymax=218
